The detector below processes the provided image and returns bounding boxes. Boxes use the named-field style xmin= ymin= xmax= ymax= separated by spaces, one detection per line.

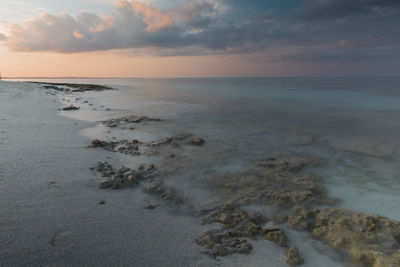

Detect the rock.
xmin=34 ymin=82 xmax=112 ymax=92
xmin=144 ymin=204 xmax=156 ymax=210
xmin=146 ymin=164 xmax=156 ymax=172
xmin=288 ymin=216 xmax=309 ymax=231
xmin=213 ymin=156 xmax=331 ymax=207
xmin=62 ymin=105 xmax=80 ymax=111
xmin=98 ymin=200 xmax=106 ymax=205
xmin=219 ymin=213 xmax=235 ymax=225
xmin=198 ymin=234 xmax=218 ymax=249
xmin=310 ymin=208 xmax=400 ymax=266
xmin=274 ymin=213 xmax=289 ymax=224
xmin=221 ymin=202 xmax=236 ymax=212
xmin=199 ymin=231 xmax=252 ymax=257
xmin=112 ymin=178 xmax=122 ymax=189
xmin=257 ymin=155 xmax=324 ymax=173
xmin=187 ymin=138 xmax=205 ymax=146
xmin=172 ymin=142 xmax=180 ymax=148
xmin=262 ymin=227 xmax=288 ymax=247
xmin=211 ymin=244 xmax=231 ymax=256
xmin=101 ymin=115 xmax=161 ymax=128
xmin=127 ymin=175 xmax=136 ymax=183
xmin=99 ymin=180 xmax=112 ymax=189
xmin=149 ymin=133 xmax=193 ymax=146
xmin=233 ymin=240 xmax=252 ymax=254
xmin=89 ymin=139 xmax=142 ymax=155
xmin=248 ymin=211 xmax=268 ymax=224
xmin=292 ymin=205 xmax=312 ymax=217
xmin=145 ymin=182 xmax=184 ymax=204
xmin=49 ymin=181 xmax=56 ymax=186
xmin=285 ymin=246 xmax=304 ymax=266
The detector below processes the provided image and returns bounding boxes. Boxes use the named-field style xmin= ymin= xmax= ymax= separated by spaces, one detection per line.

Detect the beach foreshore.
xmin=0 ymin=81 xmax=287 ymax=267
xmin=3 ymin=80 xmax=400 ymax=267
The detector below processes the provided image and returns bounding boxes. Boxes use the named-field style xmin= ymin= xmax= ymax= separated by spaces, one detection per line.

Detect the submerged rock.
xmin=148 ymin=133 xmax=193 ymax=146
xmin=285 ymin=246 xmax=304 ymax=266
xmin=214 ymin=155 xmax=331 ymax=207
xmin=187 ymin=137 xmax=205 ymax=146
xmin=145 ymin=181 xmax=184 ymax=204
xmin=101 ymin=115 xmax=161 ymax=128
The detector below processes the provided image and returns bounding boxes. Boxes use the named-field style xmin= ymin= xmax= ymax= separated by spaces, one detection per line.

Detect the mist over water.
xmin=9 ymin=77 xmax=400 ymax=221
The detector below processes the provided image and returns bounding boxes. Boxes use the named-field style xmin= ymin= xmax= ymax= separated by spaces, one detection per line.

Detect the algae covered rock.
xmin=214 ymin=155 xmax=331 ymax=207
xmin=285 ymin=246 xmax=304 ymax=266
xmin=288 ymin=216 xmax=309 ymax=231
xmin=262 ymin=227 xmax=288 ymax=247
xmin=311 ymin=208 xmax=400 ymax=266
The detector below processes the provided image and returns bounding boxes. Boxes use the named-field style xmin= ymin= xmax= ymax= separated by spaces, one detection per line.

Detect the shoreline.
xmin=0 ymin=81 xmax=225 ymax=267
xmin=2 ymin=80 xmax=400 ymax=266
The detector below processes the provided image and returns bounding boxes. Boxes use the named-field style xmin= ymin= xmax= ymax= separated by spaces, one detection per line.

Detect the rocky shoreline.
xmin=47 ymin=83 xmax=400 ymax=267
xmin=29 ymin=82 xmax=112 ymax=92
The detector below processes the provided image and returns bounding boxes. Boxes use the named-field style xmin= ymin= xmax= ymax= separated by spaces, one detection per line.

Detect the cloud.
xmin=0 ymin=0 xmax=399 ymax=66
xmin=1 ymin=0 xmax=231 ymax=53
xmin=292 ymin=0 xmax=400 ymax=20
xmin=0 ymin=33 xmax=7 ymax=40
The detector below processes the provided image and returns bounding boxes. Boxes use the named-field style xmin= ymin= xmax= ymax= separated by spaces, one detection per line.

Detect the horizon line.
xmin=2 ymin=75 xmax=400 ymax=79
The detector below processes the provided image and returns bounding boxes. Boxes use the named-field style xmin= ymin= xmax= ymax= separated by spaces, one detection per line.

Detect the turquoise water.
xmin=8 ymin=77 xmax=400 ymax=221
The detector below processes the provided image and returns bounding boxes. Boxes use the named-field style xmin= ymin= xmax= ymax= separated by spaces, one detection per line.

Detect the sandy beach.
xmin=0 ymin=81 xmax=289 ymax=267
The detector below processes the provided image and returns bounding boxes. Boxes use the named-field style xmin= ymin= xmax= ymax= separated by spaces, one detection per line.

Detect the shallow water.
xmin=8 ymin=77 xmax=400 ymax=221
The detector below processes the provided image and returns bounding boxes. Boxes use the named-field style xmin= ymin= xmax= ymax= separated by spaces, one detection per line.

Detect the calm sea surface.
xmin=8 ymin=77 xmax=400 ymax=220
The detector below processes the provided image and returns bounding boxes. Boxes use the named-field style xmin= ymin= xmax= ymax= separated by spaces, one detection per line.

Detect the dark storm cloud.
xmin=292 ymin=0 xmax=400 ymax=20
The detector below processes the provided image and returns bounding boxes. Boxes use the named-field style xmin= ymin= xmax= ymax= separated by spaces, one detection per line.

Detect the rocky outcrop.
xmin=101 ymin=115 xmax=161 ymax=128
xmin=214 ymin=155 xmax=332 ymax=207
xmin=285 ymin=246 xmax=304 ymax=266
xmin=94 ymin=162 xmax=155 ymax=190
xmin=89 ymin=139 xmax=143 ymax=155
xmin=34 ymin=82 xmax=112 ymax=92
xmin=199 ymin=202 xmax=292 ymax=257
xmin=310 ymin=208 xmax=400 ymax=267
xmin=148 ymin=133 xmax=193 ymax=146
xmin=198 ymin=231 xmax=253 ymax=257
xmin=89 ymin=134 xmax=205 ymax=156
xmin=262 ymin=227 xmax=288 ymax=247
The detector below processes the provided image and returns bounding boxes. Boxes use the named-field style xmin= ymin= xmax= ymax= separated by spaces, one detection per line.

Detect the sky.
xmin=0 ymin=0 xmax=399 ymax=78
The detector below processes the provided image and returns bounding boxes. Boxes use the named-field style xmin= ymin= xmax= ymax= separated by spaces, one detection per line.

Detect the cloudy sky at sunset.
xmin=0 ymin=0 xmax=399 ymax=77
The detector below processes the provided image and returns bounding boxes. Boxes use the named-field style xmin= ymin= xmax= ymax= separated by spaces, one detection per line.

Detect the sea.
xmin=6 ymin=76 xmax=400 ymax=222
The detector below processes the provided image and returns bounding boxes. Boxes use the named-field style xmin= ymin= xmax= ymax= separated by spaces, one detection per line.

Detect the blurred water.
xmin=8 ymin=77 xmax=400 ymax=221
